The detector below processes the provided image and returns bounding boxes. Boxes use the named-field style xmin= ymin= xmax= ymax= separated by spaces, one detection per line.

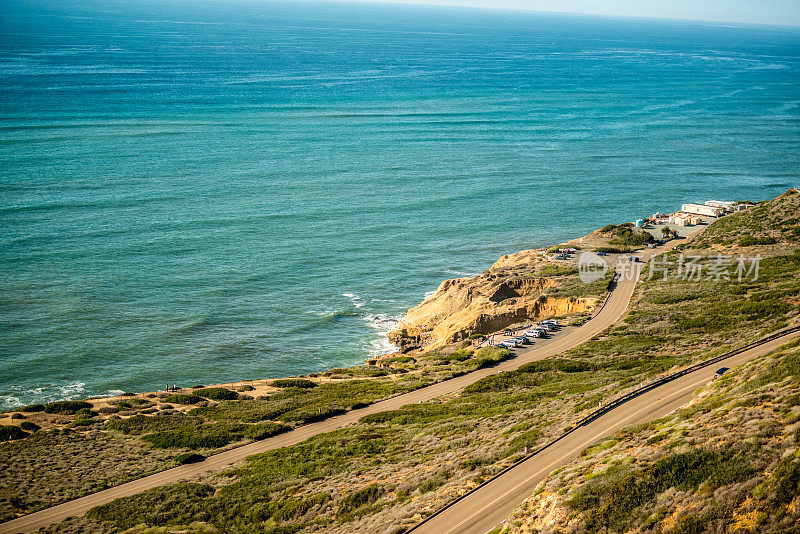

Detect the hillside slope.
xmin=498 ymin=190 xmax=800 ymax=534
xmin=500 ymin=340 xmax=800 ymax=534
xmin=18 ymin=191 xmax=800 ymax=534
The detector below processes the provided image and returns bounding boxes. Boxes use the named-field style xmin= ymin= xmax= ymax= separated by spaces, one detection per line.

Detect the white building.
xmin=705 ymin=200 xmax=736 ymax=210
xmin=682 ymin=203 xmax=723 ymax=217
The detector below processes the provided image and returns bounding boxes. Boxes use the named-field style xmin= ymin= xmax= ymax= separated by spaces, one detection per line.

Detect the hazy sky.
xmin=345 ymin=0 xmax=800 ymax=26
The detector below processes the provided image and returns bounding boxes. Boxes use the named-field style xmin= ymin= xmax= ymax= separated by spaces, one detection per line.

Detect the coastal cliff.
xmin=388 ymin=248 xmax=600 ymax=349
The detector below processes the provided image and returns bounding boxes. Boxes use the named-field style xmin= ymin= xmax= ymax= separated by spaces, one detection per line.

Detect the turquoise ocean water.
xmin=1 ymin=0 xmax=799 ymax=408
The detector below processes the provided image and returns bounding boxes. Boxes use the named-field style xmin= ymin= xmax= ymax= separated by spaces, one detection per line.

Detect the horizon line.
xmin=328 ymin=0 xmax=800 ymax=29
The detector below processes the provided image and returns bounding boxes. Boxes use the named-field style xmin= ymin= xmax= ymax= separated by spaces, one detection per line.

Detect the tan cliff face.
xmin=387 ymin=250 xmax=598 ymax=349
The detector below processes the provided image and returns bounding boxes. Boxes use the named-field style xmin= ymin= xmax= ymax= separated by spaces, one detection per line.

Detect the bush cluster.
xmin=738 ymin=235 xmax=778 ymax=247
xmin=192 ymin=388 xmax=239 ymax=400
xmin=570 ymin=447 xmax=756 ymax=530
xmin=272 ymin=379 xmax=316 ymax=389
xmin=0 ymin=425 xmax=29 ymax=441
xmin=163 ymin=394 xmax=204 ymax=405
xmin=44 ymin=401 xmax=93 ymax=415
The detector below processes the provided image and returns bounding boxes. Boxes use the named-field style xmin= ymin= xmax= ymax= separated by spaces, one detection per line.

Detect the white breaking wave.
xmin=364 ymin=313 xmax=401 ymax=357
xmin=342 ymin=292 xmax=365 ymax=308
xmin=445 ymin=269 xmax=477 ymax=277
xmin=0 ymin=381 xmax=87 ymax=410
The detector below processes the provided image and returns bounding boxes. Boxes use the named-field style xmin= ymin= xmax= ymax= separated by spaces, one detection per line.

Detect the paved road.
xmin=0 ymin=261 xmax=646 ymax=533
xmin=411 ymin=329 xmax=800 ymax=534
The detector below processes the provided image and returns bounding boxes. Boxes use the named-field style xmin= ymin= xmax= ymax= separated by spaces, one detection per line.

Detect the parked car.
xmin=523 ymin=330 xmax=542 ymax=338
xmin=596 ymin=252 xmax=608 ymax=256
xmin=713 ymin=367 xmax=730 ymax=379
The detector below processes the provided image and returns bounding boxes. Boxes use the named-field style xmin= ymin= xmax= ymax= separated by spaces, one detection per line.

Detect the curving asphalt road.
xmin=0 ymin=259 xmax=646 ymax=533
xmin=410 ymin=328 xmax=800 ymax=534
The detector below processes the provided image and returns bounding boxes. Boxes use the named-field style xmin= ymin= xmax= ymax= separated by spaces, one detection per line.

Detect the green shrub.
xmin=463 ymin=371 xmax=535 ymax=394
xmin=140 ymin=421 xmax=288 ymax=449
xmin=569 ymin=448 xmax=756 ymax=531
xmin=435 ymin=349 xmax=474 ymax=363
xmin=175 ymin=452 xmax=206 ymax=465
xmin=192 ymin=388 xmax=239 ymax=400
xmin=418 ymin=476 xmax=445 ymax=494
xmin=472 ymin=347 xmax=513 ymax=369
xmin=770 ymin=458 xmax=800 ymax=504
xmin=540 ymin=265 xmax=579 ymax=277
xmin=164 ymin=394 xmax=204 ymax=405
xmin=143 ymin=428 xmax=232 ymax=449
xmin=384 ymin=355 xmax=415 ymax=364
xmin=337 ymin=484 xmax=382 ymax=518
xmin=72 ymin=418 xmax=98 ymax=427
xmin=518 ymin=358 xmax=594 ymax=374
xmin=273 ymin=493 xmax=330 ymax=522
xmin=195 ymin=380 xmax=411 ymax=424
xmin=0 ymin=425 xmax=29 ymax=441
xmin=108 ymin=414 xmax=203 ymax=435
xmin=244 ymin=422 xmax=290 ymax=441
xmin=19 ymin=421 xmax=40 ymax=432
xmin=44 ymin=401 xmax=92 ymax=415
xmin=273 ymin=379 xmax=317 ymax=389
xmin=594 ymin=246 xmax=630 ymax=253
xmin=17 ymin=404 xmax=45 ymax=412
xmin=609 ymin=227 xmax=655 ymax=247
xmin=738 ymin=236 xmax=777 ymax=247
xmin=87 ymin=483 xmax=216 ymax=529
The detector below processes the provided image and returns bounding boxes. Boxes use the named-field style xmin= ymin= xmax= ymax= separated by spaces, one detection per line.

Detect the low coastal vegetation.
xmin=502 ymin=339 xmax=800 ymax=533
xmin=691 ymin=189 xmax=800 ymax=249
xmin=599 ymin=223 xmax=656 ymax=247
xmin=5 ymin=191 xmax=798 ymax=532
xmin=0 ymin=429 xmax=179 ymax=523
xmin=0 ymin=346 xmax=519 ymax=520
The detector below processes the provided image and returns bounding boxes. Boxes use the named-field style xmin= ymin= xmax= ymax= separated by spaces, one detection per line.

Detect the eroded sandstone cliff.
xmin=388 ymin=248 xmax=600 ymax=350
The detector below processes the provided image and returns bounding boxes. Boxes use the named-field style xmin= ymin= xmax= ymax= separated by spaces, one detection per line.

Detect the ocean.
xmin=1 ymin=0 xmax=799 ymax=408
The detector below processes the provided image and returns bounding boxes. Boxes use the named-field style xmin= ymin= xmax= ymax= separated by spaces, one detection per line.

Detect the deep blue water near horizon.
xmin=1 ymin=0 xmax=799 ymax=408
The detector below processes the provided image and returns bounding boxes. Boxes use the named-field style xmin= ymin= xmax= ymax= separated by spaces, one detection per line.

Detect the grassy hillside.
xmin=501 ymin=340 xmax=800 ymax=534
xmin=16 ymin=191 xmax=800 ymax=533
xmin=495 ymin=191 xmax=800 ymax=534
xmin=691 ymin=189 xmax=800 ymax=250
